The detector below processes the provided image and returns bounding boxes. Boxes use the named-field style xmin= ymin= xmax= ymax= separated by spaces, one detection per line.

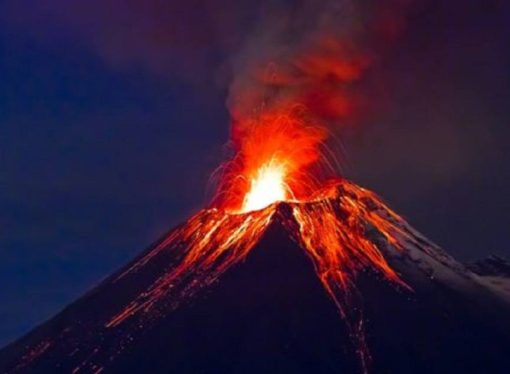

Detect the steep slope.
xmin=468 ymin=256 xmax=510 ymax=301
xmin=1 ymin=182 xmax=509 ymax=373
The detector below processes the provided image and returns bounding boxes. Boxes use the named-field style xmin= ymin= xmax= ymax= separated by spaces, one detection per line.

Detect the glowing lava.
xmin=213 ymin=107 xmax=328 ymax=213
xmin=241 ymin=159 xmax=290 ymax=212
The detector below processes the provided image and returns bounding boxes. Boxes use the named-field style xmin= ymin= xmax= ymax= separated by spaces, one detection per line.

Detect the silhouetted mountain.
xmin=1 ymin=183 xmax=509 ymax=373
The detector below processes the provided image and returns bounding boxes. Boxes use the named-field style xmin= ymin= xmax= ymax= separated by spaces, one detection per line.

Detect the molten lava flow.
xmin=288 ymin=182 xmax=412 ymax=372
xmin=108 ymin=206 xmax=276 ymax=328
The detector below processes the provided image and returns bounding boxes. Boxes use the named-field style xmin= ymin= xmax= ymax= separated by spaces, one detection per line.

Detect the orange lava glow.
xmin=289 ymin=182 xmax=412 ymax=372
xmin=214 ymin=106 xmax=329 ymax=212
xmin=108 ymin=206 xmax=276 ymax=328
xmin=241 ymin=158 xmax=290 ymax=212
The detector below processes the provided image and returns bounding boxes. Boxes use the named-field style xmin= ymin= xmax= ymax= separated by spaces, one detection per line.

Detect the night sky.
xmin=1 ymin=0 xmax=509 ymax=347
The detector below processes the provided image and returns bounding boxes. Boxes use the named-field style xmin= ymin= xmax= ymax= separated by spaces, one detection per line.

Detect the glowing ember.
xmin=241 ymin=159 xmax=290 ymax=212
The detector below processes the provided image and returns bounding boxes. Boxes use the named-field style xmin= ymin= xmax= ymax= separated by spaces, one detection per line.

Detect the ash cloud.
xmin=225 ymin=0 xmax=419 ymax=123
xmin=2 ymin=0 xmax=508 ymax=201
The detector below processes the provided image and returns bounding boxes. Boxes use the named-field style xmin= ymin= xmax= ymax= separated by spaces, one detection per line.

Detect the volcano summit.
xmin=1 ymin=180 xmax=509 ymax=373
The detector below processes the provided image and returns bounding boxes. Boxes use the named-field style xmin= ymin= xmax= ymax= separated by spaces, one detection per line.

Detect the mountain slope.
xmin=1 ymin=182 xmax=509 ymax=373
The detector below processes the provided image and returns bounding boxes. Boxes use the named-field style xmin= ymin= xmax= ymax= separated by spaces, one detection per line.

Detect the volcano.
xmin=1 ymin=180 xmax=509 ymax=374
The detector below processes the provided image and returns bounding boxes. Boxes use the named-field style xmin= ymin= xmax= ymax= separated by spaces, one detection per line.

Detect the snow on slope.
xmin=365 ymin=202 xmax=510 ymax=305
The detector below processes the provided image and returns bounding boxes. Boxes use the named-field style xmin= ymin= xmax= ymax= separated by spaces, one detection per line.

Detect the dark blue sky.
xmin=1 ymin=0 xmax=509 ymax=347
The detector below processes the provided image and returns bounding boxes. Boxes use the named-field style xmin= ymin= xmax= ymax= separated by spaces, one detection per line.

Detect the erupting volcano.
xmin=1 ymin=105 xmax=510 ymax=372
xmin=1 ymin=2 xmax=510 ymax=373
xmin=100 ymin=102 xmax=416 ymax=372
